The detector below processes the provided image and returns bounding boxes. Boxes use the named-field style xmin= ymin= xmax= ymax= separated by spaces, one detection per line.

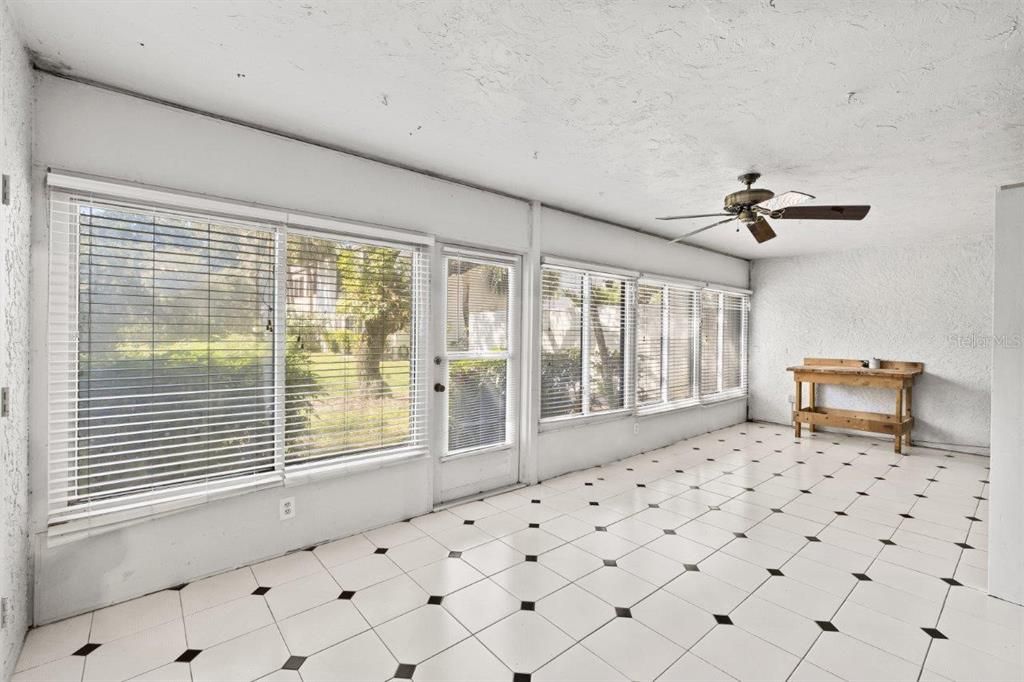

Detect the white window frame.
xmin=539 ymin=259 xmax=636 ymax=425
xmin=45 ymin=172 xmax=433 ymax=540
xmin=698 ymin=287 xmax=750 ymax=405
xmin=636 ymin=278 xmax=701 ymax=415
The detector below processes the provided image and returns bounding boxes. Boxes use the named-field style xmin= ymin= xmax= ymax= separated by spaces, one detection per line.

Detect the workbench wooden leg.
xmin=808 ymin=383 xmax=816 ymax=433
xmin=794 ymin=379 xmax=802 ymax=438
xmin=894 ymin=388 xmax=903 ymax=454
xmin=905 ymin=386 xmax=913 ymax=448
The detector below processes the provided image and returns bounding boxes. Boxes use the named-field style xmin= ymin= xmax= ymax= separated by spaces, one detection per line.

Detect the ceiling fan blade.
xmin=656 ymin=212 xmax=731 ymax=221
xmin=746 ymin=216 xmax=777 ymax=243
xmin=774 ymin=205 xmax=871 ymax=220
xmin=755 ymin=191 xmax=815 ymax=212
xmin=668 ymin=217 xmax=736 ymax=243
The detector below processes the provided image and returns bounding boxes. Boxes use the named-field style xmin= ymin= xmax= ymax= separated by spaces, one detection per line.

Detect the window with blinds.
xmin=699 ymin=289 xmax=749 ymax=402
xmin=48 ymin=188 xmax=428 ymax=530
xmin=540 ymin=265 xmax=632 ymax=420
xmin=444 ymin=252 xmax=515 ymax=454
xmin=285 ymin=233 xmax=428 ymax=467
xmin=636 ymin=280 xmax=699 ymax=410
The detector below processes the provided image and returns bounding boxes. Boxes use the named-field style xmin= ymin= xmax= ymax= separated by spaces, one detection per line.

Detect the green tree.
xmin=336 ymin=245 xmax=412 ymax=395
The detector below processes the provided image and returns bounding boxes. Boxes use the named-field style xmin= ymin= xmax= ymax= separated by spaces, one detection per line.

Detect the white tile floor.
xmin=14 ymin=422 xmax=1023 ymax=682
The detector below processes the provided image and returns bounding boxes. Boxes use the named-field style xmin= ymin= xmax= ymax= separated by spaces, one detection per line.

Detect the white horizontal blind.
xmin=540 ymin=266 xmax=584 ymax=418
xmin=541 ymin=264 xmax=633 ymax=419
xmin=444 ymin=252 xmax=516 ymax=453
xmin=283 ymin=232 xmax=428 ymax=466
xmin=637 ymin=280 xmax=699 ymax=410
xmin=699 ymin=288 xmax=749 ymax=402
xmin=48 ymin=192 xmax=280 ymax=526
xmin=48 ymin=185 xmax=430 ymax=531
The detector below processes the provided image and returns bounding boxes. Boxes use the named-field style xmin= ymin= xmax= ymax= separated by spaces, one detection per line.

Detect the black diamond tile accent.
xmin=674 ymin=469 xmax=684 ymax=474
xmin=652 ymin=459 xmax=659 ymax=463
xmin=955 ymin=542 xmax=974 ymax=550
xmin=926 ymin=478 xmax=939 ymax=483
xmin=915 ymin=494 xmax=928 ymax=498
xmin=899 ymin=513 xmax=914 ymax=519
xmin=922 ymin=628 xmax=948 ymax=639
xmin=595 ymin=526 xmax=607 ymax=532
xmin=167 ymin=583 xmax=188 ymax=591
xmin=937 ymin=465 xmax=948 ymax=470
xmin=589 ymin=501 xmax=599 ymax=506
xmin=338 ymin=590 xmax=356 ymax=600
xmin=773 ymin=473 xmax=783 ymax=477
xmin=966 ymin=516 xmax=982 ymax=522
xmin=513 ymin=674 xmax=531 ymax=682
xmin=283 ymin=655 xmax=306 ymax=671
xmin=824 ymin=474 xmax=835 ymax=479
xmin=723 ymin=471 xmax=733 ymax=475
xmin=714 ymin=614 xmax=733 ymax=625
xmin=768 ymin=568 xmax=784 ymax=577
xmin=636 ymin=483 xmax=647 ymax=488
xmin=448 ymin=550 xmax=462 ymax=559
xmin=427 ymin=595 xmax=443 ymax=605
xmin=584 ymin=482 xmax=594 ymax=486
xmin=707 ymin=458 xmax=716 ymax=462
xmin=709 ymin=505 xmax=721 ymax=511
xmin=463 ymin=519 xmax=475 ymax=525
xmin=663 ymin=529 xmax=677 ymax=535
xmin=528 ymin=523 xmax=540 ymax=529
xmin=890 ymin=464 xmax=900 ymax=468
xmin=771 ymin=508 xmax=783 ymax=514
xmin=816 ymin=621 xmax=838 ymax=632
xmin=875 ymin=477 xmax=886 ymax=481
xmin=805 ymin=536 xmax=821 ymax=542
xmin=796 ymin=460 xmax=805 ymax=464
xmin=603 ymin=559 xmax=617 ymax=567
xmin=525 ymin=555 xmax=538 ymax=562
xmin=374 ymin=547 xmax=389 ymax=554
xmin=690 ymin=485 xmax=701 ymax=490
xmin=521 ymin=601 xmax=535 ymax=611
xmin=853 ymin=573 xmax=871 ymax=581
xmin=880 ymin=539 xmax=897 ymax=546
xmin=73 ymin=643 xmax=101 ymax=657
xmin=252 ymin=586 xmax=271 ymax=595
xmin=942 ymin=577 xmax=963 ymax=586
xmin=648 ymin=503 xmax=660 ymax=509
xmin=752 ymin=459 xmax=761 ymax=463
xmin=395 ymin=663 xmax=417 ymax=679
xmin=733 ymin=532 xmax=747 ymax=539
xmin=175 ymin=649 xmax=201 ymax=663
xmin=683 ymin=564 xmax=700 ymax=571
xmin=974 ymin=496 xmax=987 ymax=501
xmin=598 ymin=477 xmax=605 ymax=481
xmin=626 ymin=467 xmax=634 ymax=471
xmin=800 ymin=490 xmax=811 ymax=494
xmin=834 ymin=511 xmax=847 ymax=516
xmin=531 ymin=499 xmax=541 ymax=504
xmin=745 ymin=487 xmax=755 ymax=492
xmin=857 ymin=491 xmax=868 ymax=496
xmin=693 ymin=447 xmax=701 ymax=450
xmin=615 ymin=607 xmax=632 ymax=618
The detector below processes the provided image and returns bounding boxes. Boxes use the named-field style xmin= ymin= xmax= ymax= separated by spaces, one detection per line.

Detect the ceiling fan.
xmin=657 ymin=173 xmax=870 ymax=244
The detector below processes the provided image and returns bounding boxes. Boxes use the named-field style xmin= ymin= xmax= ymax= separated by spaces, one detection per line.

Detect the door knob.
xmin=434 ymin=383 xmax=446 ymax=393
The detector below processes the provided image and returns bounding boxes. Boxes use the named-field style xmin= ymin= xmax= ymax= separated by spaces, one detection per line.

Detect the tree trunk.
xmin=588 ymin=304 xmax=617 ymax=410
xmin=361 ymin=317 xmax=390 ymax=397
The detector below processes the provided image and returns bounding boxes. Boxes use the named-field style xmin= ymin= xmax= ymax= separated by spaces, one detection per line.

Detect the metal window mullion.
xmin=273 ymin=229 xmax=287 ymax=479
xmin=581 ymin=273 xmax=591 ymax=416
xmin=660 ymin=285 xmax=669 ymax=405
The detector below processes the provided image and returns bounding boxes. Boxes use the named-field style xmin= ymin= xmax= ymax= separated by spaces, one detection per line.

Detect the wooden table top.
xmin=787 ymin=365 xmax=923 ymax=378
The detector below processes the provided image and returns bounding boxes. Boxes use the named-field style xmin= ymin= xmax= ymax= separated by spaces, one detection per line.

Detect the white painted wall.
xmin=0 ymin=0 xmax=32 ymax=675
xmin=748 ymin=235 xmax=993 ymax=452
xmin=29 ymin=74 xmax=749 ymax=623
xmin=989 ymin=182 xmax=1024 ymax=605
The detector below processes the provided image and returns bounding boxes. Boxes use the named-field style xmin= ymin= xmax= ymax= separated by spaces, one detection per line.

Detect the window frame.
xmin=635 ymin=278 xmax=701 ymax=415
xmin=45 ymin=173 xmax=434 ymax=538
xmin=539 ymin=261 xmax=635 ymax=425
xmin=698 ymin=287 xmax=750 ymax=404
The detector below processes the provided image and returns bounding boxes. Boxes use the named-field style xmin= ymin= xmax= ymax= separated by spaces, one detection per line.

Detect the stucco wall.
xmin=749 ymin=235 xmax=993 ymax=451
xmin=0 ymin=0 xmax=33 ymax=675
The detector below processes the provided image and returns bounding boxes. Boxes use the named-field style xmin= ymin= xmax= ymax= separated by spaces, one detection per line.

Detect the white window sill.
xmin=539 ymin=408 xmax=635 ymax=432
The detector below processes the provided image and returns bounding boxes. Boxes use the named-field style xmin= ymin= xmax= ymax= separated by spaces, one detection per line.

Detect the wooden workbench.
xmin=787 ymin=357 xmax=924 ymax=453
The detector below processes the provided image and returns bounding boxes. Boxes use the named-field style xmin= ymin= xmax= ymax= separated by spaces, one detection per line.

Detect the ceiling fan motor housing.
xmin=724 ymin=188 xmax=774 ymax=213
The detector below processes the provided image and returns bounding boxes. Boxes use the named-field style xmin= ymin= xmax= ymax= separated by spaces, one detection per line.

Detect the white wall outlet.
xmin=279 ymin=497 xmax=296 ymax=521
xmin=633 ymin=422 xmax=640 ymax=435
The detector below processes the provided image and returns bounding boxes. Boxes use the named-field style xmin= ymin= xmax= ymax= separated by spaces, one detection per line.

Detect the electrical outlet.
xmin=279 ymin=497 xmax=296 ymax=521
xmin=1 ymin=596 xmax=8 ymax=630
xmin=1 ymin=175 xmax=9 ymax=206
xmin=1 ymin=387 xmax=8 ymax=418
xmin=633 ymin=422 xmax=640 ymax=435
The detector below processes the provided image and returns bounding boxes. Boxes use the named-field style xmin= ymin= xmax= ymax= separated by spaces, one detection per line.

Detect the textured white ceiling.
xmin=11 ymin=0 xmax=1024 ymax=259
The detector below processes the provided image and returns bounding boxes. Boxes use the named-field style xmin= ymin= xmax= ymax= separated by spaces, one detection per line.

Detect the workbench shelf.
xmin=786 ymin=357 xmax=924 ymax=453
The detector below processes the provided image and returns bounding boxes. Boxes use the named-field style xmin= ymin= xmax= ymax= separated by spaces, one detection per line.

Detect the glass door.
xmin=434 ymin=246 xmax=520 ymax=503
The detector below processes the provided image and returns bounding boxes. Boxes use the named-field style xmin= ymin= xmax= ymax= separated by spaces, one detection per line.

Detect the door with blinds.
xmin=434 ymin=247 xmax=520 ymax=503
